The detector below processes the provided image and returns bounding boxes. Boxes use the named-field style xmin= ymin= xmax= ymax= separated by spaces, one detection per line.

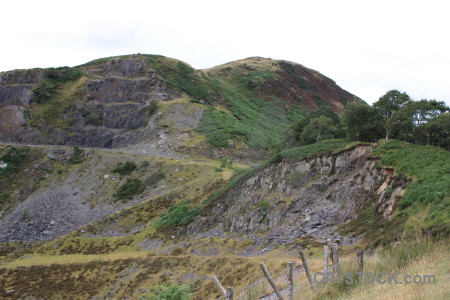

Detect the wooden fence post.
xmin=226 ymin=287 xmax=233 ymax=300
xmin=211 ymin=275 xmax=227 ymax=298
xmin=260 ymin=263 xmax=284 ymax=300
xmin=287 ymin=262 xmax=294 ymax=300
xmin=330 ymin=243 xmax=341 ymax=276
xmin=299 ymin=249 xmax=316 ymax=291
xmin=357 ymin=250 xmax=364 ymax=273
xmin=323 ymin=245 xmax=329 ymax=280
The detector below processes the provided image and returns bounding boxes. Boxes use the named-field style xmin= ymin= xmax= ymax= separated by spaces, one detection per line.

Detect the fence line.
xmin=213 ymin=245 xmax=366 ymax=300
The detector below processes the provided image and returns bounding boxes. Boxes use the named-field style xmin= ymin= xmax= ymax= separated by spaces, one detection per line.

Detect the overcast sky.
xmin=1 ymin=0 xmax=449 ymax=105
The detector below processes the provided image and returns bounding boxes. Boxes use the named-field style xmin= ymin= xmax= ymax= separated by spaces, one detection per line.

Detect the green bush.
xmin=140 ymin=284 xmax=192 ymax=300
xmin=259 ymin=200 xmax=270 ymax=211
xmin=85 ymin=112 xmax=100 ymax=125
xmin=112 ymin=161 xmax=137 ymax=175
xmin=206 ymin=130 xmax=230 ymax=148
xmin=69 ymin=146 xmax=85 ymax=164
xmin=140 ymin=161 xmax=150 ymax=168
xmin=155 ymin=200 xmax=199 ymax=229
xmin=144 ymin=171 xmax=165 ymax=187
xmin=32 ymin=81 xmax=56 ymax=103
xmin=0 ymin=147 xmax=28 ymax=178
xmin=0 ymin=192 xmax=10 ymax=204
xmin=220 ymin=157 xmax=233 ymax=168
xmin=45 ymin=67 xmax=82 ymax=83
xmin=114 ymin=178 xmax=146 ymax=200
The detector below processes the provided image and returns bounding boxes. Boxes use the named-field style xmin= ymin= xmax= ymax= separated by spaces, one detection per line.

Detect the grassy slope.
xmin=146 ymin=55 xmax=307 ymax=150
xmin=373 ymin=139 xmax=450 ymax=238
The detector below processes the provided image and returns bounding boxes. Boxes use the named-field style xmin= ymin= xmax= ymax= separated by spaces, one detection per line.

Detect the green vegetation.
xmin=81 ymin=109 xmax=101 ymax=125
xmin=373 ymin=139 xmax=450 ymax=236
xmin=219 ymin=157 xmax=233 ymax=168
xmin=0 ymin=147 xmax=28 ymax=178
xmin=277 ymin=139 xmax=350 ymax=160
xmin=233 ymin=70 xmax=273 ymax=89
xmin=140 ymin=284 xmax=192 ymax=300
xmin=21 ymin=209 xmax=29 ymax=221
xmin=112 ymin=161 xmax=137 ymax=175
xmin=68 ymin=146 xmax=85 ymax=164
xmin=147 ymin=58 xmax=210 ymax=101
xmin=144 ymin=171 xmax=165 ymax=187
xmin=154 ymin=200 xmax=199 ymax=229
xmin=148 ymin=55 xmax=305 ymax=150
xmin=341 ymin=101 xmax=382 ymax=142
xmin=114 ymin=178 xmax=146 ymax=200
xmin=32 ymin=67 xmax=82 ymax=103
xmin=0 ymin=192 xmax=10 ymax=204
xmin=140 ymin=160 xmax=150 ymax=168
xmin=259 ymin=200 xmax=270 ymax=211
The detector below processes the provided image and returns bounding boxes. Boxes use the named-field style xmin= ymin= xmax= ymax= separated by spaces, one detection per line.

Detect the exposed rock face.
xmin=0 ymin=105 xmax=26 ymax=138
xmin=0 ymin=69 xmax=44 ymax=107
xmin=184 ymin=146 xmax=408 ymax=251
xmin=0 ymin=57 xmax=179 ymax=147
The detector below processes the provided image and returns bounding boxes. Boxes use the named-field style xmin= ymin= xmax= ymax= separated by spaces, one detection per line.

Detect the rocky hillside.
xmin=0 ymin=55 xmax=358 ymax=160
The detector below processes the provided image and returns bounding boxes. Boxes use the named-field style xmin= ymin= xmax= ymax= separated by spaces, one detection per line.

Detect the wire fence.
xmin=213 ymin=246 xmax=366 ymax=300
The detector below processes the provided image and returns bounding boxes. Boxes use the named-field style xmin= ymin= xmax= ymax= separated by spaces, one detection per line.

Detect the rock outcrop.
xmin=183 ymin=145 xmax=408 ymax=252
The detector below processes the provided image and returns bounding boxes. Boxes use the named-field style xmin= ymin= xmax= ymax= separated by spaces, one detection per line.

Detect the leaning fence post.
xmin=299 ymin=249 xmax=316 ymax=291
xmin=287 ymin=262 xmax=294 ymax=300
xmin=211 ymin=275 xmax=227 ymax=298
xmin=260 ymin=263 xmax=284 ymax=300
xmin=323 ymin=245 xmax=329 ymax=280
xmin=226 ymin=287 xmax=233 ymax=300
xmin=357 ymin=250 xmax=364 ymax=273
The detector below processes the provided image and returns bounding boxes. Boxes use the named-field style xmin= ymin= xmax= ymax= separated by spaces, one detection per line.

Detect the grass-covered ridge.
xmin=373 ymin=139 xmax=450 ymax=236
xmin=146 ymin=55 xmax=307 ymax=150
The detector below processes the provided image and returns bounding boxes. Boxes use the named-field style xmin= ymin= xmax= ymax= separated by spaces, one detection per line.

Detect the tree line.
xmin=282 ymin=90 xmax=450 ymax=150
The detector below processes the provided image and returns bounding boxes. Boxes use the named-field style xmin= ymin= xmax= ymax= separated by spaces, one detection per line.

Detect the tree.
xmin=373 ymin=90 xmax=411 ymax=139
xmin=300 ymin=116 xmax=335 ymax=143
xmin=341 ymin=102 xmax=382 ymax=141
xmin=395 ymin=99 xmax=449 ymax=143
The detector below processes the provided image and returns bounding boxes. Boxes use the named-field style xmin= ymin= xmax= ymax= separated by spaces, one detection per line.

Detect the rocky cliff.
xmin=0 ymin=55 xmax=358 ymax=158
xmin=178 ymin=145 xmax=408 ymax=254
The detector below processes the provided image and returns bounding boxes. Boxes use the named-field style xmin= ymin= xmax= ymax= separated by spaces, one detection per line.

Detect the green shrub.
xmin=0 ymin=147 xmax=28 ymax=178
xmin=114 ymin=178 xmax=146 ymax=200
xmin=140 ymin=284 xmax=192 ymax=300
xmin=140 ymin=161 xmax=150 ymax=168
xmin=31 ymin=81 xmax=56 ymax=103
xmin=206 ymin=130 xmax=230 ymax=148
xmin=45 ymin=67 xmax=82 ymax=83
xmin=220 ymin=157 xmax=233 ymax=168
xmin=0 ymin=192 xmax=10 ymax=204
xmin=144 ymin=171 xmax=165 ymax=187
xmin=155 ymin=200 xmax=199 ymax=229
xmin=259 ymin=200 xmax=270 ymax=211
xmin=112 ymin=161 xmax=137 ymax=175
xmin=69 ymin=146 xmax=85 ymax=164
xmin=21 ymin=209 xmax=29 ymax=221
xmin=85 ymin=112 xmax=100 ymax=125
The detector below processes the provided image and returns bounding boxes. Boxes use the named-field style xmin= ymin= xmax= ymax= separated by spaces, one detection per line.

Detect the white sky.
xmin=1 ymin=0 xmax=449 ymax=106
